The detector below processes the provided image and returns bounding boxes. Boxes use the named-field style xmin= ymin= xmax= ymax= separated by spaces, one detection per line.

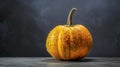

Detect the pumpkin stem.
xmin=67 ymin=8 xmax=77 ymax=26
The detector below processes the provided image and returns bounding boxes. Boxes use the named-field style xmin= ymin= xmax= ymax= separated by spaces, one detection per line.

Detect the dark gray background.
xmin=0 ymin=0 xmax=120 ymax=57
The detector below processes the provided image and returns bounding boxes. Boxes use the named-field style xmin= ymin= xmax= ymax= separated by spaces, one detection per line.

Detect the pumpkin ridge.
xmin=58 ymin=27 xmax=65 ymax=59
xmin=57 ymin=26 xmax=71 ymax=60
xmin=54 ymin=26 xmax=63 ymax=60
xmin=67 ymin=27 xmax=71 ymax=60
xmin=64 ymin=27 xmax=71 ymax=60
xmin=56 ymin=26 xmax=64 ymax=60
xmin=69 ymin=27 xmax=74 ymax=60
xmin=46 ymin=26 xmax=62 ymax=60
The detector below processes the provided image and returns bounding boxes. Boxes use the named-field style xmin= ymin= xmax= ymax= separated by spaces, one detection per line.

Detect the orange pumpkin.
xmin=46 ymin=8 xmax=93 ymax=60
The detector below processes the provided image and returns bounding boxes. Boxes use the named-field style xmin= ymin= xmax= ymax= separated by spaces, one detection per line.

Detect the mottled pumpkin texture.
xmin=46 ymin=8 xmax=93 ymax=60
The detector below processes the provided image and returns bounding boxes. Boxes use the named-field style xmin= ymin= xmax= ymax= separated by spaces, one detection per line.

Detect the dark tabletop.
xmin=0 ymin=57 xmax=120 ymax=67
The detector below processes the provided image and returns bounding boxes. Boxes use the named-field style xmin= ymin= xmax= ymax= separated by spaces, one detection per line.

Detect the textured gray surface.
xmin=0 ymin=57 xmax=120 ymax=67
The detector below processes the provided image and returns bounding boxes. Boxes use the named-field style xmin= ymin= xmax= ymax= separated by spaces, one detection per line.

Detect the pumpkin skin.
xmin=46 ymin=8 xmax=93 ymax=60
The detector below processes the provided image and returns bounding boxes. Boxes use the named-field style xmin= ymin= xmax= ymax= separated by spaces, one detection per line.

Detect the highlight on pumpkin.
xmin=46 ymin=8 xmax=93 ymax=60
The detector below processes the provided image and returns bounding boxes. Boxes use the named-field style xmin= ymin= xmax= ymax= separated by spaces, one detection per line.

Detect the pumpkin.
xmin=46 ymin=8 xmax=93 ymax=60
